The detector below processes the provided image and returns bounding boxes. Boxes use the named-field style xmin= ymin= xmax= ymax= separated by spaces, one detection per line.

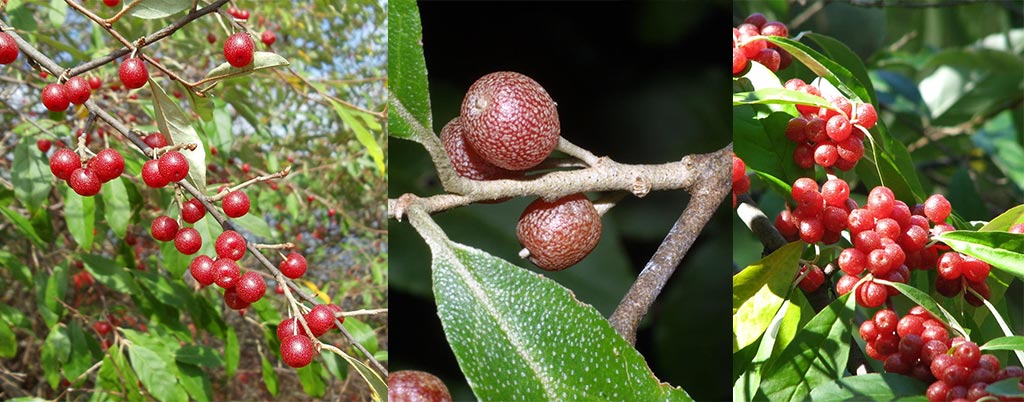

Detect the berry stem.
xmin=253 ymin=242 xmax=295 ymax=250
xmin=554 ymin=137 xmax=600 ymax=166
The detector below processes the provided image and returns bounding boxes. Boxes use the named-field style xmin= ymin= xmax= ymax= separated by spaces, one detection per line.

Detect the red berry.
xmin=937 ymin=252 xmax=963 ymax=280
xmin=839 ymin=248 xmax=867 ymax=276
xmin=752 ymin=48 xmax=780 ymax=71
xmin=215 ymin=230 xmax=246 ymax=260
xmin=797 ymin=265 xmax=824 ymax=292
xmin=931 ymin=354 xmax=956 ymax=379
xmin=158 ymin=151 xmax=190 ymax=183
xmin=174 ymin=227 xmax=202 ymax=255
xmin=744 ymin=13 xmax=767 ymax=29
xmin=813 ymin=142 xmax=838 ymax=167
xmin=118 ymin=58 xmax=149 ymax=90
xmin=517 ymin=194 xmax=602 ymax=271
xmin=49 ymin=148 xmax=80 ymax=180
xmin=859 ymin=319 xmax=879 ymax=343
xmin=784 ymin=117 xmax=807 ymax=143
xmin=804 ymin=117 xmax=827 ymax=143
xmin=88 ymin=148 xmax=125 ymax=182
xmin=93 ymin=321 xmax=112 ymax=336
xmin=206 ymin=33 xmax=216 ymax=44
xmin=141 ymin=159 xmax=170 ymax=188
xmin=224 ymin=33 xmax=255 ymax=68
xmin=441 ymin=117 xmax=523 ymax=181
xmin=182 ymin=198 xmax=206 ymax=224
xmin=821 ymin=179 xmax=850 ymax=207
xmin=189 ymin=255 xmax=216 ymax=286
xmin=261 ymin=30 xmax=276 ymax=46
xmin=926 ymin=381 xmax=951 ymax=402
xmin=280 ymin=335 xmax=315 ymax=368
xmin=732 ymin=48 xmax=748 ymax=75
xmin=143 ymin=132 xmax=168 ymax=149
xmin=68 ymin=168 xmax=102 ymax=196
xmin=223 ymin=286 xmax=251 ymax=310
xmin=279 ymin=252 xmax=307 ymax=279
xmin=853 ymin=103 xmax=878 ymax=129
xmin=64 ymin=76 xmax=91 ymax=105
xmin=388 ymin=370 xmax=453 ymax=402
xmin=277 ymin=318 xmax=299 ymax=340
xmin=151 ymin=216 xmax=179 ymax=242
xmin=793 ymin=143 xmax=815 ymax=169
xmin=1009 ymin=223 xmax=1024 ymax=234
xmin=213 ymin=259 xmax=240 ymax=289
xmin=923 ymin=194 xmax=952 ymax=224
xmin=235 ymin=271 xmax=266 ymax=304
xmin=897 ymin=315 xmax=926 ymax=338
xmin=42 ymin=83 xmax=70 ymax=111
xmin=103 ymin=0 xmax=120 ymax=7
xmin=835 ymin=274 xmax=858 ymax=296
xmin=88 ymin=76 xmax=102 ymax=90
xmin=867 ymin=186 xmax=896 ymax=220
xmin=791 ymin=177 xmax=818 ymax=200
xmin=0 ymin=32 xmax=18 ymax=65
xmin=798 ymin=218 xmax=824 ymax=243
xmin=461 ymin=71 xmax=560 ymax=170
xmin=222 ymin=190 xmax=250 ymax=218
xmin=760 ymin=21 xmax=788 ymax=37
xmin=304 ymin=305 xmax=335 ymax=337
xmin=960 ymin=255 xmax=990 ymax=283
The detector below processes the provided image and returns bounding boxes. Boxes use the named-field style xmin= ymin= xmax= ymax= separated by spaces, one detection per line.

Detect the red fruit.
xmin=896 ymin=315 xmax=925 ymax=338
xmin=804 ymin=117 xmax=827 ymax=143
xmin=388 ymin=370 xmax=453 ymax=402
xmin=839 ymin=248 xmax=867 ymax=276
xmin=279 ymin=252 xmax=307 ymax=279
xmin=68 ymin=168 xmax=102 ymax=196
xmin=825 ymin=114 xmax=852 ymax=142
xmin=760 ymin=21 xmax=788 ymax=37
xmin=64 ymin=76 xmax=91 ymax=105
xmin=305 ymin=305 xmax=336 ymax=337
xmin=798 ymin=218 xmax=824 ymax=243
xmin=280 ymin=335 xmax=315 ymax=368
xmin=223 ymin=286 xmax=251 ymax=310
xmin=213 ymin=259 xmax=241 ymax=289
xmin=517 ymin=194 xmax=602 ymax=271
xmin=88 ymin=76 xmax=102 ymax=90
xmin=261 ymin=30 xmax=276 ymax=46
xmin=151 ymin=216 xmax=179 ymax=242
xmin=853 ymin=103 xmax=878 ymax=129
xmin=752 ymin=48 xmax=780 ymax=71
xmin=215 ymin=230 xmax=246 ymax=261
xmin=50 ymin=148 xmax=80 ymax=180
xmin=190 ymin=255 xmax=216 ymax=286
xmin=143 ymin=132 xmax=168 ymax=149
xmin=158 ymin=151 xmax=190 ymax=182
xmin=732 ymin=48 xmax=748 ymax=75
xmin=222 ymin=190 xmax=250 ymax=218
xmin=88 ymin=148 xmax=125 ymax=182
xmin=275 ymin=284 xmax=284 ymax=294
xmin=797 ymin=265 xmax=824 ymax=292
xmin=174 ymin=227 xmax=202 ymax=255
xmin=867 ymin=186 xmax=896 ymax=219
xmin=42 ymin=83 xmax=70 ymax=111
xmin=926 ymin=381 xmax=951 ymax=402
xmin=461 ymin=71 xmax=560 ymax=170
xmin=859 ymin=319 xmax=879 ymax=343
xmin=791 ymin=177 xmax=819 ymax=201
xmin=835 ymin=274 xmax=858 ymax=296
xmin=441 ymin=117 xmax=523 ymax=181
xmin=118 ymin=58 xmax=149 ymax=89
xmin=235 ymin=271 xmax=266 ymax=304
xmin=837 ymin=136 xmax=864 ymax=162
xmin=1009 ymin=223 xmax=1024 ymax=234
xmin=103 ymin=0 xmax=120 ymax=6
xmin=784 ymin=117 xmax=807 ymax=143
xmin=93 ymin=321 xmax=112 ymax=336
xmin=923 ymin=194 xmax=952 ymax=224
xmin=182 ymin=198 xmax=206 ymax=224
xmin=937 ymin=252 xmax=963 ymax=280
xmin=277 ymin=318 xmax=299 ymax=340
xmin=960 ymin=255 xmax=990 ymax=283
xmin=813 ymin=142 xmax=838 ymax=167
xmin=793 ymin=143 xmax=815 ymax=169
xmin=224 ymin=33 xmax=255 ymax=68
xmin=744 ymin=13 xmax=767 ymax=28
xmin=0 ymin=32 xmax=19 ymax=64
xmin=36 ymin=139 xmax=52 ymax=153
xmin=141 ymin=159 xmax=170 ymax=188
xmin=821 ymin=179 xmax=850 ymax=207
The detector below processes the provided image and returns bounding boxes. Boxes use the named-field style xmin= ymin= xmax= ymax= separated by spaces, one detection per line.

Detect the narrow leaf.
xmin=260 ymin=354 xmax=279 ymax=396
xmin=0 ymin=319 xmax=16 ymax=358
xmin=126 ymin=0 xmax=190 ymax=19
xmin=388 ymin=0 xmax=432 ymax=140
xmin=935 ymin=230 xmax=1024 ymax=280
xmin=149 ymin=79 xmax=207 ymax=194
xmin=981 ymin=336 xmax=1024 ymax=352
xmin=12 ymin=139 xmax=51 ymax=215
xmin=733 ymin=242 xmax=804 ymax=352
xmin=202 ymin=52 xmax=289 ymax=87
xmin=101 ymin=177 xmax=130 ymax=239
xmin=807 ymin=373 xmax=928 ymax=402
xmin=332 ymin=101 xmax=385 ymax=175
xmin=64 ymin=188 xmax=95 ymax=250
xmin=877 ymin=281 xmax=969 ymax=339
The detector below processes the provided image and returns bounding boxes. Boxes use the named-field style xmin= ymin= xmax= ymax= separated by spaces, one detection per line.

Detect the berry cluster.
xmin=142 ymin=150 xmax=191 ymax=188
xmin=49 ymin=147 xmax=125 ymax=196
xmin=795 ymin=264 xmax=824 ymax=292
xmin=782 ymin=78 xmax=876 ymax=171
xmin=41 ymin=76 xmax=93 ymax=112
xmin=733 ymin=153 xmax=749 ymax=206
xmin=775 ymin=177 xmax=854 ymax=245
xmin=443 ymin=71 xmax=603 ymax=271
xmin=733 ymin=13 xmax=792 ymax=75
xmin=275 ymin=303 xmax=344 ymax=368
xmin=858 ymin=307 xmax=1023 ymax=402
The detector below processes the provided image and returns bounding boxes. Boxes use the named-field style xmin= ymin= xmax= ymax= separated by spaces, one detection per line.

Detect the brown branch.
xmin=607 ymin=145 xmax=732 ymax=345
xmin=735 ymin=193 xmax=789 ymax=254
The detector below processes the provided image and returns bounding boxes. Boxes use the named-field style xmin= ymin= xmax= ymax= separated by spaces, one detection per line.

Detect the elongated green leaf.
xmin=127 ymin=344 xmax=188 ymax=402
xmin=176 ymin=363 xmax=212 ymax=402
xmin=0 ymin=319 xmax=16 ymax=358
xmin=82 ymin=254 xmax=143 ymax=295
xmin=231 ymin=213 xmax=272 ymax=240
xmin=64 ymin=188 xmax=95 ymax=250
xmin=0 ymin=205 xmax=45 ymax=246
xmin=101 ymin=177 xmax=130 ymax=239
xmin=981 ymin=336 xmax=1024 ymax=352
xmin=919 ymin=49 xmax=1024 ymax=126
xmin=733 ymin=242 xmax=803 ymax=352
xmin=12 ymin=139 xmax=51 ymax=215
xmin=804 ymin=33 xmax=876 ymax=106
xmin=758 ymin=294 xmax=855 ymax=402
xmin=224 ymin=326 xmax=239 ymax=378
xmin=807 ymin=373 xmax=928 ymax=402
xmin=260 ymin=354 xmax=279 ymax=396
xmin=762 ymin=36 xmax=869 ymax=104
xmin=64 ymin=322 xmax=98 ymax=383
xmin=297 ymin=363 xmax=326 ymax=398
xmin=330 ymin=342 xmax=392 ymax=401
xmin=41 ymin=325 xmax=70 ymax=390
xmin=149 ymin=79 xmax=206 ymax=194
xmin=175 ymin=345 xmax=224 ymax=368
xmin=388 ymin=0 xmax=431 ymax=140
xmin=202 ymin=52 xmax=290 ymax=88
xmin=734 ymin=110 xmax=810 ymax=196
xmin=408 ymin=206 xmax=690 ymax=401
xmin=988 ymin=377 xmax=1024 ymax=397
xmin=733 ymin=88 xmax=837 ymax=110
xmin=877 ymin=281 xmax=969 ymax=339
xmin=935 ymin=230 xmax=1024 ymax=280
xmin=981 ymin=204 xmax=1024 ymax=231
xmin=342 ymin=318 xmax=378 ymax=355
xmin=183 ymin=83 xmax=214 ymax=121
xmin=332 ymin=101 xmax=385 ymax=174
xmin=47 ymin=0 xmax=66 ymax=27
xmin=126 ymin=0 xmax=190 ymax=19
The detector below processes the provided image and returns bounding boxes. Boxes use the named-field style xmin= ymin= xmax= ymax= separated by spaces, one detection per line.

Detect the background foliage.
xmin=0 ymin=0 xmax=386 ymax=400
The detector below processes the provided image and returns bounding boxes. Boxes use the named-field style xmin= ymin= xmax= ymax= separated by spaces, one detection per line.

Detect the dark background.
xmin=390 ymin=2 xmax=733 ymax=400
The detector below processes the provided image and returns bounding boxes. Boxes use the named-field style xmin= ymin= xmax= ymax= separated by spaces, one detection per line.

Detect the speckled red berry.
xmin=460 ymin=71 xmax=560 ymax=171
xmin=118 ymin=58 xmax=149 ymax=89
xmin=261 ymin=30 xmax=276 ymax=46
xmin=388 ymin=370 xmax=453 ymax=402
xmin=277 ymin=317 xmax=299 ymax=340
xmin=222 ymin=190 xmax=250 ymax=218
xmin=158 ymin=151 xmax=190 ymax=183
xmin=213 ymin=259 xmax=241 ymax=289
xmin=151 ymin=215 xmax=179 ymax=242
xmin=224 ymin=32 xmax=255 ymax=68
xmin=235 ymin=271 xmax=266 ymax=304
xmin=50 ymin=148 xmax=80 ymax=180
xmin=141 ymin=159 xmax=170 ymax=188
xmin=42 ymin=83 xmax=70 ymax=111
xmin=215 ymin=230 xmax=246 ymax=261
xmin=441 ymin=116 xmax=522 ymax=181
xmin=189 ymin=255 xmax=216 ymax=286
xmin=279 ymin=252 xmax=307 ymax=279
xmin=516 ymin=193 xmax=602 ymax=271
xmin=182 ymin=198 xmax=206 ymax=224
xmin=304 ymin=305 xmax=335 ymax=337
xmin=0 ymin=32 xmax=19 ymax=65
xmin=64 ymin=76 xmax=91 ymax=105
xmin=68 ymin=168 xmax=102 ymax=196
xmin=87 ymin=148 xmax=124 ymax=182
xmin=144 ymin=132 xmax=168 ymax=149
xmin=280 ymin=335 xmax=315 ymax=368
xmin=174 ymin=227 xmax=202 ymax=255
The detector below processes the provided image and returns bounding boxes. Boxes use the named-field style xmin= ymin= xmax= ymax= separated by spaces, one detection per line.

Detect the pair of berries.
xmin=50 ymin=148 xmax=125 ymax=196
xmin=41 ymin=76 xmax=93 ymax=112
xmin=142 ymin=151 xmax=190 ymax=188
xmin=275 ymin=304 xmax=344 ymax=368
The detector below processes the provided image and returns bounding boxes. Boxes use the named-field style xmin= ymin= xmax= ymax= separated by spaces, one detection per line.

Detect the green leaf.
xmin=804 ymin=33 xmax=877 ymax=106
xmin=980 ymin=204 xmax=1024 ymax=232
xmin=183 ymin=83 xmax=213 ymax=121
xmin=981 ymin=336 xmax=1024 ymax=352
xmin=733 ymin=242 xmax=803 ymax=352
xmin=64 ymin=188 xmax=96 ymax=250
xmin=0 ymin=250 xmax=33 ymax=286
xmin=97 ymin=346 xmax=143 ymax=400
xmin=126 ymin=0 xmax=190 ymax=19
xmin=101 ymin=177 xmax=131 ymax=239
xmin=297 ymin=363 xmax=327 ymax=397
xmin=47 ymin=0 xmax=67 ymax=27
xmin=807 ymin=373 xmax=928 ymax=402
xmin=38 ymin=264 xmax=68 ymax=328
xmin=342 ymin=318 xmax=378 ymax=355
xmin=224 ymin=326 xmax=239 ymax=378
xmin=232 ymin=213 xmax=272 ymax=240
xmin=149 ymin=79 xmax=207 ymax=194
xmin=758 ymin=294 xmax=855 ymax=402
xmin=388 ymin=0 xmax=432 ymax=140
xmin=988 ymin=377 xmax=1024 ymax=398
xmin=877 ymin=281 xmax=969 ymax=339
xmin=260 ymin=354 xmax=279 ymax=396
xmin=762 ymin=36 xmax=870 ymax=103
xmin=0 ymin=205 xmax=45 ymax=247
xmin=175 ymin=363 xmax=212 ymax=402
xmin=201 ymin=52 xmax=290 ymax=89
xmin=327 ymin=349 xmax=387 ymax=401
xmin=733 ymin=88 xmax=837 ymax=110
xmin=935 ymin=230 xmax=1024 ymax=280
xmin=734 ymin=110 xmax=810 ymax=196
xmin=82 ymin=254 xmax=143 ymax=295
xmin=12 ymin=139 xmax=52 ymax=215
xmin=65 ymin=322 xmax=99 ymax=383
xmin=407 ymin=206 xmax=690 ymax=401
xmin=41 ymin=325 xmax=70 ymax=390
xmin=175 ymin=345 xmax=224 ymax=368
xmin=127 ymin=344 xmax=188 ymax=402
xmin=332 ymin=101 xmax=385 ymax=175
xmin=0 ymin=319 xmax=16 ymax=358
xmin=919 ymin=49 xmax=1024 ymax=126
